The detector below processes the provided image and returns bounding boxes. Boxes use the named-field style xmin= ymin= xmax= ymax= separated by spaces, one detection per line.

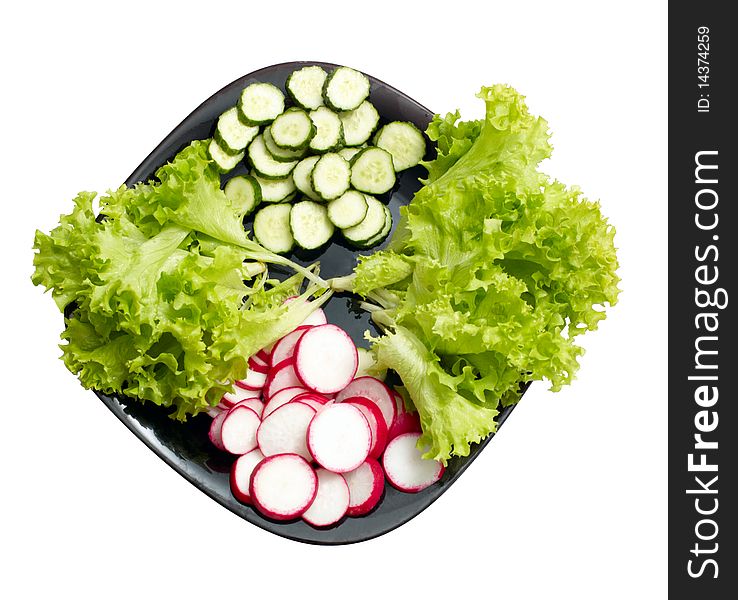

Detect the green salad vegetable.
xmin=32 ymin=140 xmax=330 ymax=419
xmin=332 ymin=84 xmax=620 ymax=464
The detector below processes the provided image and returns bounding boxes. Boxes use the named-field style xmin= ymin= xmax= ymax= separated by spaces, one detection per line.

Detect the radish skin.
xmin=263 ymin=358 xmax=302 ymax=401
xmin=307 ymin=403 xmax=372 ymax=473
xmin=383 ymin=432 xmax=445 ymax=492
xmin=248 ymin=355 xmax=270 ymax=374
xmin=230 ymin=449 xmax=265 ymax=504
xmin=249 ymin=454 xmax=318 ymax=520
xmin=291 ymin=391 xmax=330 ymax=405
xmin=343 ymin=458 xmax=385 ymax=517
xmin=270 ymin=326 xmax=313 ymax=368
xmin=223 ymin=384 xmax=261 ymax=405
xmin=262 ymin=386 xmax=308 ymax=418
xmin=336 ymin=377 xmax=396 ymax=431
xmin=387 ymin=390 xmax=421 ymax=440
xmin=302 ymin=469 xmax=350 ymax=527
xmin=294 ymin=324 xmax=358 ymax=394
xmin=231 ymin=397 xmax=264 ymax=419
xmin=344 ymin=397 xmax=388 ymax=459
xmin=236 ymin=368 xmax=268 ymax=391
xmin=208 ymin=411 xmax=228 ymax=451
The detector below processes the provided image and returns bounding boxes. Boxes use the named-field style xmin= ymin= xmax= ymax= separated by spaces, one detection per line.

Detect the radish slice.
xmin=294 ymin=324 xmax=358 ymax=394
xmin=208 ymin=411 xmax=228 ymax=451
xmin=307 ymin=403 xmax=371 ymax=473
xmin=256 ymin=348 xmax=272 ymax=364
xmin=291 ymin=391 xmax=330 ymax=405
xmin=270 ymin=326 xmax=312 ymax=368
xmin=257 ymin=402 xmax=316 ymax=462
xmin=250 ymin=454 xmax=317 ymax=520
xmin=295 ymin=398 xmax=326 ymax=412
xmin=231 ymin=397 xmax=264 ymax=419
xmin=236 ymin=368 xmax=268 ymax=391
xmin=223 ymin=384 xmax=261 ymax=405
xmin=302 ymin=468 xmax=350 ymax=527
xmin=248 ymin=355 xmax=270 ymax=374
xmin=263 ymin=359 xmax=302 ymax=401
xmin=343 ymin=458 xmax=385 ymax=516
xmin=230 ymin=448 xmax=265 ymax=504
xmin=220 ymin=406 xmax=261 ymax=455
xmin=344 ymin=397 xmax=388 ymax=459
xmin=387 ymin=390 xmax=421 ymax=440
xmin=262 ymin=386 xmax=309 ymax=419
xmin=336 ymin=376 xmax=396 ymax=431
xmin=383 ymin=432 xmax=445 ymax=492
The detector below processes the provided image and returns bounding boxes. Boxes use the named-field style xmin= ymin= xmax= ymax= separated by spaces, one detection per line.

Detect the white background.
xmin=1 ymin=1 xmax=667 ymax=598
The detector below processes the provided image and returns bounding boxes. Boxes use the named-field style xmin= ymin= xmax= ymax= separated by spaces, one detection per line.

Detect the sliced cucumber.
xmin=263 ymin=126 xmax=306 ymax=162
xmin=248 ymin=134 xmax=298 ymax=179
xmin=327 ymin=190 xmax=368 ymax=229
xmin=341 ymin=195 xmax=387 ymax=245
xmin=373 ymin=121 xmax=426 ymax=171
xmin=309 ymin=107 xmax=344 ymax=153
xmin=289 ymin=201 xmax=335 ymax=250
xmin=214 ymin=107 xmax=259 ymax=155
xmin=292 ymin=155 xmax=321 ymax=201
xmin=238 ymin=82 xmax=285 ymax=126
xmin=350 ymin=147 xmax=396 ymax=194
xmin=286 ymin=65 xmax=327 ymax=111
xmin=338 ymin=146 xmax=363 ymax=162
xmin=253 ymin=204 xmax=294 ymax=254
xmin=208 ymin=138 xmax=244 ymax=173
xmin=323 ymin=67 xmax=370 ymax=111
xmin=224 ymin=175 xmax=262 ymax=218
xmin=251 ymin=172 xmax=296 ymax=203
xmin=311 ymin=153 xmax=351 ymax=201
xmin=339 ymin=101 xmax=379 ymax=146
xmin=358 ymin=205 xmax=392 ymax=248
xmin=270 ymin=108 xmax=315 ymax=150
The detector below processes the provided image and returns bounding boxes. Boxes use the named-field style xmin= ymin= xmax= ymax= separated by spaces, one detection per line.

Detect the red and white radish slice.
xmin=262 ymin=386 xmax=309 ymax=419
xmin=295 ymin=398 xmax=326 ymax=412
xmin=269 ymin=326 xmax=312 ymax=368
xmin=383 ymin=432 xmax=445 ymax=493
xmin=230 ymin=448 xmax=265 ymax=504
xmin=307 ymin=403 xmax=371 ymax=473
xmin=294 ymin=324 xmax=358 ymax=394
xmin=231 ymin=397 xmax=264 ymax=419
xmin=223 ymin=384 xmax=261 ymax=405
xmin=263 ymin=359 xmax=302 ymax=401
xmin=344 ymin=397 xmax=388 ymax=459
xmin=336 ymin=376 xmax=396 ymax=431
xmin=257 ymin=402 xmax=316 ymax=462
xmin=236 ymin=368 xmax=268 ymax=391
xmin=208 ymin=410 xmax=228 ymax=451
xmin=256 ymin=348 xmax=272 ymax=364
xmin=301 ymin=469 xmax=350 ymax=527
xmin=343 ymin=458 xmax=385 ymax=517
xmin=220 ymin=406 xmax=261 ymax=455
xmin=249 ymin=454 xmax=317 ymax=521
xmin=291 ymin=391 xmax=330 ymax=405
xmin=387 ymin=390 xmax=421 ymax=440
xmin=248 ymin=355 xmax=270 ymax=374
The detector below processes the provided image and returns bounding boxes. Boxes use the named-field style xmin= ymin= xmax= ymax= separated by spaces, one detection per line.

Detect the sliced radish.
xmin=344 ymin=397 xmax=388 ymax=459
xmin=291 ymin=391 xmax=330 ymax=405
xmin=387 ymin=390 xmax=421 ymax=440
xmin=220 ymin=406 xmax=261 ymax=455
xmin=257 ymin=402 xmax=316 ymax=462
xmin=302 ymin=469 xmax=350 ymax=527
xmin=249 ymin=454 xmax=317 ymax=521
xmin=230 ymin=448 xmax=265 ymax=504
xmin=256 ymin=348 xmax=272 ymax=364
xmin=248 ymin=355 xmax=270 ymax=374
xmin=270 ymin=326 xmax=312 ymax=368
xmin=208 ymin=411 xmax=228 ymax=451
xmin=236 ymin=368 xmax=268 ymax=391
xmin=383 ymin=432 xmax=445 ymax=492
xmin=262 ymin=386 xmax=309 ymax=418
xmin=223 ymin=384 xmax=261 ymax=405
xmin=294 ymin=324 xmax=358 ymax=394
xmin=336 ymin=376 xmax=396 ymax=431
xmin=263 ymin=359 xmax=302 ymax=401
xmin=343 ymin=458 xmax=385 ymax=517
xmin=295 ymin=398 xmax=327 ymax=412
xmin=232 ymin=397 xmax=264 ymax=419
xmin=307 ymin=403 xmax=371 ymax=473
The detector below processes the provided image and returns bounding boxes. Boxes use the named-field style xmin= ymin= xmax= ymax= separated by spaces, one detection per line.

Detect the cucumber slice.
xmin=349 ymin=147 xmax=396 ymax=194
xmin=338 ymin=146 xmax=363 ymax=162
xmin=251 ymin=172 xmax=296 ymax=203
xmin=253 ymin=204 xmax=294 ymax=254
xmin=224 ymin=175 xmax=262 ymax=218
xmin=309 ymin=107 xmax=344 ymax=153
xmin=339 ymin=101 xmax=379 ymax=146
xmin=263 ymin=126 xmax=306 ymax=162
xmin=286 ymin=66 xmax=327 ymax=111
xmin=289 ymin=201 xmax=335 ymax=250
xmin=292 ymin=155 xmax=321 ymax=201
xmin=238 ymin=82 xmax=285 ymax=126
xmin=214 ymin=107 xmax=259 ymax=154
xmin=208 ymin=138 xmax=244 ymax=173
xmin=327 ymin=190 xmax=368 ymax=229
xmin=323 ymin=67 xmax=370 ymax=111
xmin=311 ymin=153 xmax=351 ymax=201
xmin=270 ymin=108 xmax=315 ymax=150
xmin=341 ymin=195 xmax=387 ymax=245
xmin=358 ymin=205 xmax=392 ymax=248
xmin=248 ymin=134 xmax=298 ymax=179
xmin=373 ymin=121 xmax=426 ymax=171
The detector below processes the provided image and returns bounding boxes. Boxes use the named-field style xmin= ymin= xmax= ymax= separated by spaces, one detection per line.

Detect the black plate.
xmin=93 ymin=61 xmax=524 ymax=545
